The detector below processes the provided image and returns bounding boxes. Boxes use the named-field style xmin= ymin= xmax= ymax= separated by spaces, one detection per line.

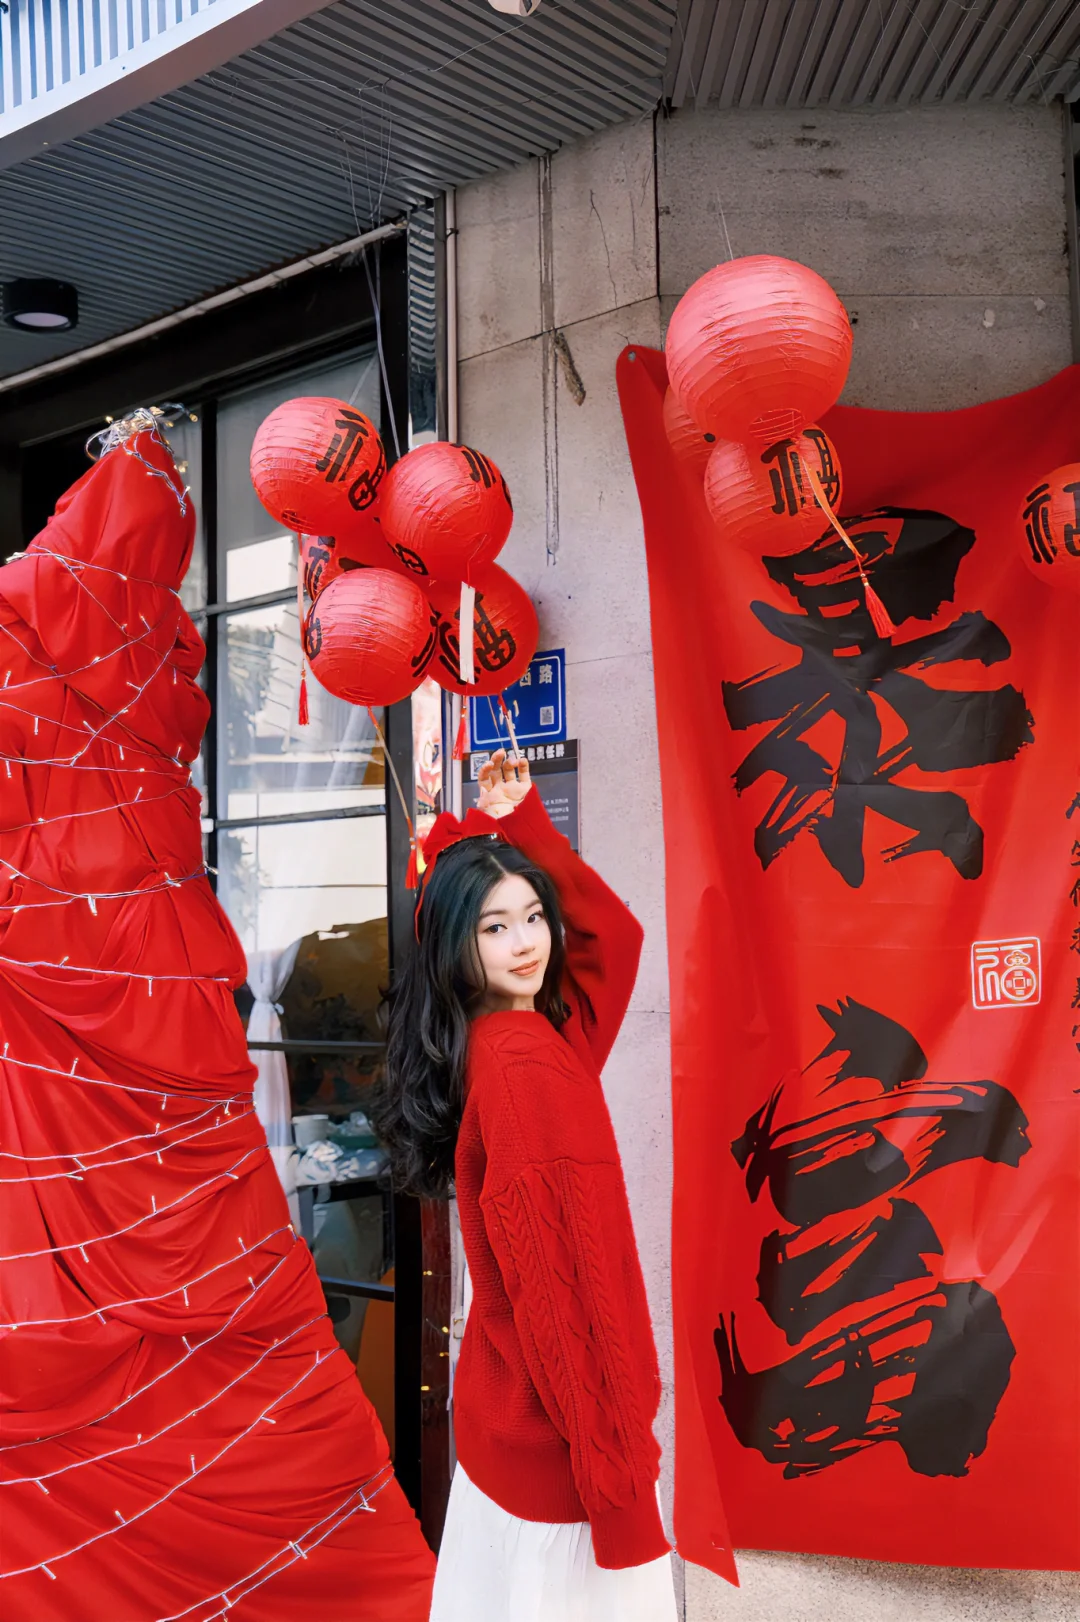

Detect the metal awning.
xmin=1 ymin=0 xmax=1077 ymax=386
xmin=0 ymin=0 xmax=674 ymax=380
xmin=665 ymin=0 xmax=1080 ymax=108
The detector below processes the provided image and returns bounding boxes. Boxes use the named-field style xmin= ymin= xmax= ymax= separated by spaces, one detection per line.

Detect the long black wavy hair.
xmin=372 ymin=835 xmax=568 ymax=1199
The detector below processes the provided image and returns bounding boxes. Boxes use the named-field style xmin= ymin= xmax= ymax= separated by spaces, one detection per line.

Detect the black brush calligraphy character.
xmin=722 ymin=510 xmax=1034 ymax=886
xmin=315 ymin=408 xmax=372 ymax=485
xmin=718 ymin=998 xmax=1027 ymax=1481
xmin=716 ymin=1280 xmax=1014 ymax=1480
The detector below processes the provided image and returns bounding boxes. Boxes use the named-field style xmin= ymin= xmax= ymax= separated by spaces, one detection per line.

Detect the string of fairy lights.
xmin=0 ymin=1046 xmax=252 ymax=1105
xmin=157 ymin=1467 xmax=394 ymax=1622
xmin=0 ymin=417 xmax=387 ymax=1608
xmin=0 ymin=1244 xmax=295 ymax=1444
xmin=0 ymin=1103 xmax=253 ymax=1184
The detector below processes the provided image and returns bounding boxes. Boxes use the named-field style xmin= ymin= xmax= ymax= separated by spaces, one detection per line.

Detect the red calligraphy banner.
xmin=618 ymin=350 xmax=1080 ymax=1578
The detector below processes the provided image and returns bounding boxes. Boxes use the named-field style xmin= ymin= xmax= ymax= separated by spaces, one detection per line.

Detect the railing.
xmin=0 ymin=0 xmax=221 ymax=118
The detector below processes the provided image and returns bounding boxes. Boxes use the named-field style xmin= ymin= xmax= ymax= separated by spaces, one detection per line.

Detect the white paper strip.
xmin=459 ymin=582 xmax=476 ymax=685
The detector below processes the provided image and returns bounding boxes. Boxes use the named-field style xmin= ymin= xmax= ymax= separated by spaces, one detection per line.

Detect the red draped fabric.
xmin=0 ymin=430 xmax=435 ymax=1621
xmin=619 ymin=353 xmax=1080 ymax=1578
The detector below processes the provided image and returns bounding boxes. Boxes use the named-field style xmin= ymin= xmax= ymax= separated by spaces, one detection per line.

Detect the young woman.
xmin=375 ymin=750 xmax=677 ymax=1622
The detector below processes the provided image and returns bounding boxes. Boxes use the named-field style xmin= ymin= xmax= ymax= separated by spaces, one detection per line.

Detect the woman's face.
xmin=473 ymin=872 xmax=552 ymax=1014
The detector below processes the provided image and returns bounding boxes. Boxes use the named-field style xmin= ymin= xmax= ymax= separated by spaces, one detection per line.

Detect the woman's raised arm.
xmin=475 ymin=751 xmax=642 ymax=1070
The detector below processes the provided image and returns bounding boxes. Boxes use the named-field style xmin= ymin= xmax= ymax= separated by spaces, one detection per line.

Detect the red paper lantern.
xmin=665 ymin=255 xmax=852 ymax=448
xmin=303 ymin=569 xmax=438 ymax=706
xmin=378 ymin=442 xmax=512 ymax=582
xmin=1019 ymin=464 xmax=1080 ymax=594
xmin=427 ymin=564 xmax=538 ymax=697
xmin=704 ymin=427 xmax=843 ymax=556
xmin=250 ymin=397 xmax=386 ymax=533
xmin=662 ymin=387 xmax=716 ymax=475
xmin=299 ymin=518 xmax=385 ymax=600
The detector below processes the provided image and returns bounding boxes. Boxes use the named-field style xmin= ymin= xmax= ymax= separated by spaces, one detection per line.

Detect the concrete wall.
xmin=452 ymin=101 xmax=1077 ymax=1622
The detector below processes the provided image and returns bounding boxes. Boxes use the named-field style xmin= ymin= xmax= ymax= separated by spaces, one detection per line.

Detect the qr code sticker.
xmin=539 ymin=706 xmax=554 ymax=726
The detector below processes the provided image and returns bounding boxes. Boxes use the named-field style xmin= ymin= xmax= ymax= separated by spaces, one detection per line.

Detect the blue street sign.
xmin=469 ymin=648 xmax=567 ymax=749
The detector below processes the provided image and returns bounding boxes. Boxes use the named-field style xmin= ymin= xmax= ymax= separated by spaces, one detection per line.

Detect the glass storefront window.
xmin=216 ymin=348 xmax=380 ymax=603
xmin=219 ymin=600 xmax=384 ymax=817
xmin=217 ymin=812 xmax=386 ymax=957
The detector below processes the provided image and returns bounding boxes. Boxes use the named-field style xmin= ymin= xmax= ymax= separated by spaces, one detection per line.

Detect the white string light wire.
xmin=0 ymin=1048 xmax=251 ymax=1106
xmin=1 ymin=784 xmax=188 ymax=834
xmin=0 ymin=1107 xmax=251 ymax=1184
xmin=0 ymin=1144 xmax=269 ymax=1263
xmin=1 ymin=1313 xmax=325 ymax=1487
xmin=0 ymin=952 xmax=232 ymax=987
xmin=156 ymin=1466 xmax=394 ymax=1622
xmin=3 ymin=1229 xmax=291 ymax=1332
xmin=2 ymin=1344 xmax=341 ymax=1580
xmin=0 ymin=1243 xmax=295 ymax=1435
xmin=0 ymin=855 xmax=207 ymax=913
xmin=0 ymin=1099 xmax=241 ymax=1164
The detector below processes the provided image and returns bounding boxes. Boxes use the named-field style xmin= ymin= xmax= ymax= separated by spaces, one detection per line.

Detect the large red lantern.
xmin=662 ymin=387 xmax=716 ymax=475
xmin=665 ymin=255 xmax=852 ymax=449
xmin=427 ymin=564 xmax=538 ymax=696
xmin=303 ymin=569 xmax=437 ymax=706
xmin=704 ymin=427 xmax=843 ymax=556
xmin=1019 ymin=464 xmax=1080 ymax=594
xmin=250 ymin=397 xmax=386 ymax=533
xmin=299 ymin=519 xmax=385 ymax=600
xmin=378 ymin=442 xmax=513 ymax=582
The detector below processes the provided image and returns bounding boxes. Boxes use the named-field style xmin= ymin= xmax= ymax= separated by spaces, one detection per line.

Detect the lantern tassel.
xmin=405 ymin=838 xmax=420 ymax=890
xmin=862 ymin=579 xmax=897 ymax=639
xmin=805 ymin=466 xmax=897 ymax=638
xmin=452 ymin=704 xmax=468 ymax=761
xmin=298 ymin=670 xmax=310 ymax=727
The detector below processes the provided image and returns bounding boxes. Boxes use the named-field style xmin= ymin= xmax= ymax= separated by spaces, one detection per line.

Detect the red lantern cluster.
xmin=1019 ymin=463 xmax=1080 ymax=595
xmin=662 ymin=387 xmax=716 ymax=475
xmin=704 ymin=427 xmax=843 ymax=557
xmin=303 ymin=570 xmax=437 ymax=707
xmin=251 ymin=397 xmax=386 ymax=533
xmin=250 ymin=398 xmax=537 ymax=710
xmin=427 ymin=565 xmax=538 ymax=697
xmin=662 ymin=256 xmax=896 ymax=628
xmin=665 ymin=254 xmax=854 ymax=567
xmin=666 ymin=256 xmax=852 ymax=450
xmin=377 ymin=442 xmax=513 ymax=583
xmin=299 ymin=526 xmax=385 ymax=600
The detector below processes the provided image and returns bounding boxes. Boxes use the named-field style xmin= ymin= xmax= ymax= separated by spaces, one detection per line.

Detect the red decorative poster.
xmin=619 ymin=351 xmax=1080 ymax=1578
xmin=0 ymin=431 xmax=434 ymax=1620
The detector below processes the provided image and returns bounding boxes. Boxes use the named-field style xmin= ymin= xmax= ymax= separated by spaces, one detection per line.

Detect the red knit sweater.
xmin=452 ymin=787 xmax=669 ymax=1571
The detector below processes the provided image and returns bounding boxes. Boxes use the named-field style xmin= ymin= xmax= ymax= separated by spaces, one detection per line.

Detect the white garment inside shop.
xmin=246 ymin=940 xmax=302 ymax=1227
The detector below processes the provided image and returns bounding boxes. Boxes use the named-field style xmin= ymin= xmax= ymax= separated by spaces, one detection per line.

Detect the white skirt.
xmin=428 ymin=1463 xmax=678 ymax=1622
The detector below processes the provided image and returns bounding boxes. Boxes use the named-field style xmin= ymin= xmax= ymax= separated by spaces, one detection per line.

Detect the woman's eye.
xmin=483 ymin=923 xmax=504 ymax=935
xmin=528 ymin=911 xmax=544 ymax=924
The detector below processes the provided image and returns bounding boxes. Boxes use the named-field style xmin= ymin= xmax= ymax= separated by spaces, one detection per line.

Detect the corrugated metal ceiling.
xmin=666 ymin=0 xmax=1080 ymax=108
xmin=0 ymin=0 xmax=675 ymax=379
xmin=2 ymin=0 xmax=1076 ymax=385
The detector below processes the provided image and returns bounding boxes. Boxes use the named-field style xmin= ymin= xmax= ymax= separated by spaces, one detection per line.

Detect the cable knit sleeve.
xmin=476 ymin=1035 xmax=668 ymax=1570
xmin=491 ymin=787 xmax=644 ymax=1071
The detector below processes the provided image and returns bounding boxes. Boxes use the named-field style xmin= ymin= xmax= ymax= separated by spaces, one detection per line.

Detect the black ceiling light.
xmin=2 ymin=278 xmax=79 ymax=332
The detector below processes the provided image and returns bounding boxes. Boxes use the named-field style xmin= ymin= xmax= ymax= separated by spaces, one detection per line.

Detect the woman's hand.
xmin=477 ymin=749 xmax=531 ymax=820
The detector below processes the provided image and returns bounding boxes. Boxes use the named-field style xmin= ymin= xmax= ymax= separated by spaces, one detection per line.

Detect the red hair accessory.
xmin=413 ymin=808 xmax=506 ymax=936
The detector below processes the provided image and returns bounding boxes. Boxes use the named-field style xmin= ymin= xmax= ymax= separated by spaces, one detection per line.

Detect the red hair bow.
xmin=411 ymin=808 xmax=506 ymax=934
